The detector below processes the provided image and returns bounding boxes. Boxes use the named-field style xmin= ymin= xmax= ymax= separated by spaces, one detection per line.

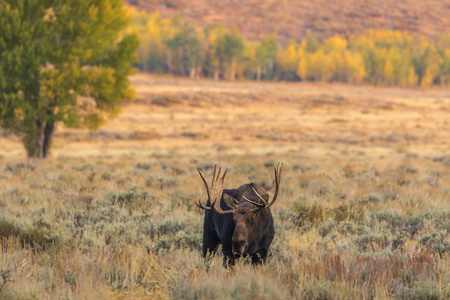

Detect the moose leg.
xmin=221 ymin=242 xmax=234 ymax=267
xmin=202 ymin=210 xmax=221 ymax=259
xmin=203 ymin=241 xmax=220 ymax=259
xmin=254 ymin=223 xmax=275 ymax=264
xmin=202 ymin=229 xmax=220 ymax=259
xmin=251 ymin=253 xmax=264 ymax=265
xmin=222 ymin=233 xmax=238 ymax=267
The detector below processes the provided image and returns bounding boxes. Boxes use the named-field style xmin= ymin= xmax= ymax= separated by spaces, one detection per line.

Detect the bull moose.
xmin=196 ymin=163 xmax=282 ymax=266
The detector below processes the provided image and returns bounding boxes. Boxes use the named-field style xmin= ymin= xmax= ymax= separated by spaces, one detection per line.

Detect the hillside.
xmin=126 ymin=0 xmax=450 ymax=43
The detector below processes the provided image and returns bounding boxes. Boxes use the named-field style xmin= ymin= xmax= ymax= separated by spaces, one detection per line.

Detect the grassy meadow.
xmin=0 ymin=74 xmax=449 ymax=299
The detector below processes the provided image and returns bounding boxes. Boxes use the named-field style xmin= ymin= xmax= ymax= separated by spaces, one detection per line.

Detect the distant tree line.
xmin=128 ymin=9 xmax=450 ymax=87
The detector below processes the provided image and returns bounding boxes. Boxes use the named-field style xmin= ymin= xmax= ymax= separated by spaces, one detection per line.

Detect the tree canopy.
xmin=0 ymin=0 xmax=138 ymax=158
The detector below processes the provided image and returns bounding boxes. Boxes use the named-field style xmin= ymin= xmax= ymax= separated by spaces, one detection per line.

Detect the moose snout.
xmin=232 ymin=226 xmax=248 ymax=255
xmin=232 ymin=240 xmax=247 ymax=255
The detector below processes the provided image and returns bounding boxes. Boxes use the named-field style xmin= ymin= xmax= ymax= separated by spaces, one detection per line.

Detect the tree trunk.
xmin=256 ymin=65 xmax=262 ymax=81
xmin=167 ymin=52 xmax=173 ymax=74
xmin=214 ymin=68 xmax=219 ymax=81
xmin=417 ymin=74 xmax=423 ymax=86
xmin=267 ymin=58 xmax=274 ymax=79
xmin=190 ymin=68 xmax=196 ymax=79
xmin=230 ymin=61 xmax=236 ymax=81
xmin=23 ymin=121 xmax=55 ymax=158
xmin=42 ymin=121 xmax=55 ymax=158
xmin=178 ymin=49 xmax=185 ymax=76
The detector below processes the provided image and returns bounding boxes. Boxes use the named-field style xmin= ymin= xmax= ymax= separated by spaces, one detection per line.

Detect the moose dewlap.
xmin=196 ymin=163 xmax=283 ymax=266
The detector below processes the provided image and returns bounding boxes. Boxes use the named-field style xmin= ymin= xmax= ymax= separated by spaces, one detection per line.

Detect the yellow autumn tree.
xmin=323 ymin=36 xmax=348 ymax=54
xmin=343 ymin=51 xmax=366 ymax=83
xmin=307 ymin=50 xmax=334 ymax=82
xmin=240 ymin=40 xmax=258 ymax=79
xmin=384 ymin=59 xmax=394 ymax=85
xmin=407 ymin=66 xmax=418 ymax=86
xmin=278 ymin=40 xmax=300 ymax=80
xmin=296 ymin=48 xmax=308 ymax=80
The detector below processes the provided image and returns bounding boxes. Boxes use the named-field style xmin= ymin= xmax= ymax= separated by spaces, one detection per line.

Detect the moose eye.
xmin=247 ymin=217 xmax=255 ymax=225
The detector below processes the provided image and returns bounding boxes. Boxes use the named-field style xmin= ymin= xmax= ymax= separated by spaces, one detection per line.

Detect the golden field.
xmin=0 ymin=74 xmax=449 ymax=299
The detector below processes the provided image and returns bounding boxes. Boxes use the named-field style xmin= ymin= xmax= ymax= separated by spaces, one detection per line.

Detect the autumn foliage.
xmin=128 ymin=8 xmax=450 ymax=86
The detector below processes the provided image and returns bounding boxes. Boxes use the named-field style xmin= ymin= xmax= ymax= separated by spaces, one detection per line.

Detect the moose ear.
xmin=223 ymin=193 xmax=239 ymax=209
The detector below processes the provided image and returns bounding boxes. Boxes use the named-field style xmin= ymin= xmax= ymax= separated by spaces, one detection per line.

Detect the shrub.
xmin=20 ymin=225 xmax=58 ymax=249
xmin=318 ymin=218 xmax=336 ymax=237
xmin=0 ymin=219 xmax=17 ymax=239
xmin=0 ymin=218 xmax=57 ymax=249
xmin=374 ymin=210 xmax=403 ymax=232
xmin=392 ymin=231 xmax=409 ymax=250
xmin=136 ymin=163 xmax=151 ymax=170
xmin=302 ymin=281 xmax=335 ymax=300
xmin=357 ymin=193 xmax=380 ymax=204
xmin=355 ymin=233 xmax=389 ymax=252
xmin=145 ymin=175 xmax=178 ymax=189
xmin=101 ymin=172 xmax=111 ymax=180
xmin=151 ymin=94 xmax=182 ymax=106
xmin=292 ymin=202 xmax=327 ymax=227
xmin=331 ymin=205 xmax=364 ymax=222
xmin=404 ymin=214 xmax=424 ymax=237
xmin=106 ymin=188 xmax=153 ymax=211
xmin=401 ymin=280 xmax=449 ymax=300
xmin=337 ymin=221 xmax=357 ymax=235
xmin=419 ymin=230 xmax=450 ymax=258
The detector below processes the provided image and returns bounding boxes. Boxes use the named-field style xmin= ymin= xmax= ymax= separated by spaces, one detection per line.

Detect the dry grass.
xmin=0 ymin=74 xmax=449 ymax=299
xmin=2 ymin=73 xmax=449 ymax=158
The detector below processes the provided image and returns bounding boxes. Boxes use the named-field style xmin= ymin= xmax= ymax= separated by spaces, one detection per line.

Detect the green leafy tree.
xmin=204 ymin=26 xmax=244 ymax=80
xmin=0 ymin=0 xmax=138 ymax=158
xmin=411 ymin=40 xmax=432 ymax=86
xmin=435 ymin=33 xmax=450 ymax=86
xmin=182 ymin=23 xmax=204 ymax=79
xmin=304 ymin=32 xmax=320 ymax=53
xmin=203 ymin=24 xmax=226 ymax=80
xmin=255 ymin=34 xmax=277 ymax=80
xmin=218 ymin=29 xmax=245 ymax=80
xmin=164 ymin=17 xmax=203 ymax=78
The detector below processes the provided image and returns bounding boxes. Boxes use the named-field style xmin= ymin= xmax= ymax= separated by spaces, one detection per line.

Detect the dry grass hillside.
xmin=126 ymin=0 xmax=450 ymax=42
xmin=0 ymin=75 xmax=449 ymax=298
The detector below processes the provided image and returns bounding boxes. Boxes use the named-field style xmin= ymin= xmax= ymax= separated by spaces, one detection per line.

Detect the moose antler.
xmin=197 ymin=165 xmax=234 ymax=215
xmin=243 ymin=163 xmax=283 ymax=213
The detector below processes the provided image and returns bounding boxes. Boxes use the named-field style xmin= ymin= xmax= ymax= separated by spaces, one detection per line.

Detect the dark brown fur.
xmin=202 ymin=183 xmax=275 ymax=266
